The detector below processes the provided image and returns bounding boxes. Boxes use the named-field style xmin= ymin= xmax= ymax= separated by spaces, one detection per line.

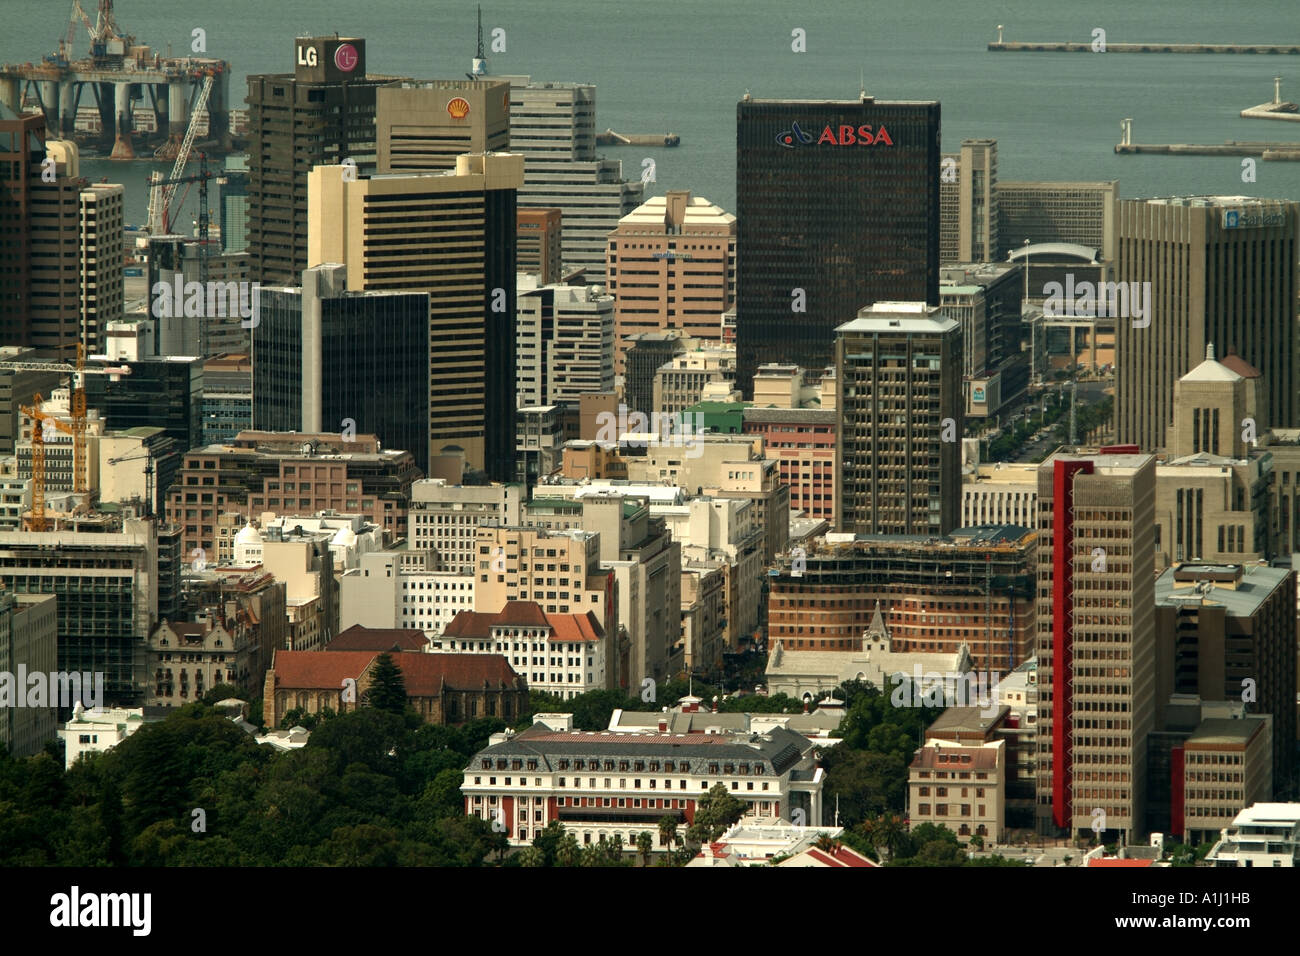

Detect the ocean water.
xmin=2 ymin=0 xmax=1298 ymax=226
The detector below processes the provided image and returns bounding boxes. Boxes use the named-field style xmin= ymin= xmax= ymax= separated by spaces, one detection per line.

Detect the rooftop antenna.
xmin=468 ymin=4 xmax=488 ymax=79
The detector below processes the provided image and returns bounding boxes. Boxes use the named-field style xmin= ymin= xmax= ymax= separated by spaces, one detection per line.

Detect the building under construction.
xmin=767 ymin=525 xmax=1038 ymax=674
xmin=0 ymin=1 xmax=236 ymax=159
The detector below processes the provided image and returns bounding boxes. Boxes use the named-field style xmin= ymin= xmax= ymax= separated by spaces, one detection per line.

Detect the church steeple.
xmin=863 ymin=600 xmax=889 ymax=651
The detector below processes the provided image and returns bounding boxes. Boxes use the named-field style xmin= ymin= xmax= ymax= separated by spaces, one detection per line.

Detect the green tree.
xmin=657 ymin=814 xmax=678 ymax=851
xmin=636 ymin=830 xmax=653 ymax=867
xmin=687 ymin=783 xmax=746 ymax=846
xmin=367 ymin=653 xmax=408 ymax=714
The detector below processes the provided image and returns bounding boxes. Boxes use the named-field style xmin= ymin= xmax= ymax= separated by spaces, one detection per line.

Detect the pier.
xmin=987 ymin=25 xmax=1300 ymax=54
xmin=1240 ymin=77 xmax=1300 ymax=122
xmin=596 ymin=128 xmax=680 ymax=147
xmin=1114 ymin=117 xmax=1300 ymax=160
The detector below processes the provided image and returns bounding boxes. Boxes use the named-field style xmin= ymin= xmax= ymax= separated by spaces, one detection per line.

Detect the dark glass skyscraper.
xmin=735 ymin=96 xmax=941 ymax=396
xmin=254 ymin=265 xmax=430 ymax=473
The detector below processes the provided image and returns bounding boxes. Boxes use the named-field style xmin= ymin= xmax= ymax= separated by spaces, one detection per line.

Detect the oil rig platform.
xmin=0 ymin=0 xmax=236 ymax=159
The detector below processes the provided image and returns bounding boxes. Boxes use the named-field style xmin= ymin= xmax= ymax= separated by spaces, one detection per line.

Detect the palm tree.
xmin=657 ymin=815 xmax=678 ymax=851
xmin=637 ymin=831 xmax=653 ymax=867
xmin=813 ymin=834 xmax=840 ymax=853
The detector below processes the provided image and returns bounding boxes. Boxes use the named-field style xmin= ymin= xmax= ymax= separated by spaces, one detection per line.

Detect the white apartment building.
xmin=436 ymin=599 xmax=607 ymax=697
xmin=340 ymin=549 xmax=474 ymax=638
xmin=409 ymin=479 xmax=522 ymax=574
xmin=59 ymin=705 xmax=148 ymax=770
xmin=1207 ymin=802 xmax=1300 ymax=867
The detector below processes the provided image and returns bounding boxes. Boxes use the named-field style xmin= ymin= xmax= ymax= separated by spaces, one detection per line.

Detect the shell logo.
xmin=447 ymin=97 xmax=471 ymax=119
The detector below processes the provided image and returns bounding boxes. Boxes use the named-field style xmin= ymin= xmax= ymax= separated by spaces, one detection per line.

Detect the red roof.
xmin=494 ymin=601 xmax=550 ymax=627
xmin=804 ymin=846 xmax=879 ymax=868
xmin=328 ymin=625 xmax=428 ymax=653
xmin=442 ymin=611 xmax=496 ymax=641
xmin=386 ymin=652 xmax=521 ymax=695
xmin=444 ymin=601 xmax=606 ymax=643
xmin=1087 ymin=858 xmax=1154 ymax=867
xmin=270 ymin=650 xmax=521 ymax=695
xmin=548 ymin=610 xmax=604 ymax=643
xmin=271 ymin=650 xmax=376 ymax=689
xmin=1220 ymin=348 xmax=1260 ymax=378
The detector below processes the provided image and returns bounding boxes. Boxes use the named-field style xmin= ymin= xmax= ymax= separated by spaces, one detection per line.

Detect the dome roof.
xmin=235 ymin=524 xmax=262 ymax=545
xmin=331 ymin=526 xmax=358 ymax=547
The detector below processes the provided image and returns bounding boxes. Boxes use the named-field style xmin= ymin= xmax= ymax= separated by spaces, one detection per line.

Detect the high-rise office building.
xmin=0 ymin=101 xmax=44 ymax=339
xmin=833 ymin=302 xmax=961 ymax=535
xmin=1115 ymin=197 xmax=1300 ymax=451
xmin=515 ymin=275 xmax=614 ymax=408
xmin=606 ymin=190 xmax=737 ymax=374
xmin=78 ymin=182 xmax=125 ymax=351
xmin=1035 ymin=452 xmax=1157 ymax=841
xmin=218 ymin=156 xmax=250 ymax=254
xmin=82 ymin=356 xmax=204 ymax=467
xmin=246 ymin=37 xmax=407 ymax=284
xmin=516 ymin=157 xmax=641 ymax=283
xmin=377 ymin=79 xmax=510 ymax=173
xmin=504 ymin=76 xmax=640 ymax=282
xmin=996 ymin=180 xmax=1119 ymax=262
xmin=939 ymin=139 xmax=998 ymax=264
xmin=308 ymin=153 xmax=524 ymax=479
xmin=517 ymin=207 xmax=562 ymax=284
xmin=254 ymin=264 xmax=431 ymax=472
xmin=736 ymin=94 xmax=941 ymax=396
xmin=505 ymin=78 xmax=596 ymax=162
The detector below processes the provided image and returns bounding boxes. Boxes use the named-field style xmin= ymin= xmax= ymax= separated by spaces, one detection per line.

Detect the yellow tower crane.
xmin=1 ymin=346 xmax=132 ymax=502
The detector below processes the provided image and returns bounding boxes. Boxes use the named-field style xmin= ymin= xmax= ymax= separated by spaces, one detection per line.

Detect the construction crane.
xmin=19 ymin=395 xmax=75 ymax=532
xmin=60 ymin=0 xmax=128 ymax=65
xmin=1 ymin=348 xmax=132 ymax=510
xmin=106 ymin=448 xmax=154 ymax=517
xmin=148 ymin=72 xmax=214 ymax=232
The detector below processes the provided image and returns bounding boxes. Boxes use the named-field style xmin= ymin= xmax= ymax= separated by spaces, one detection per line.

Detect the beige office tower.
xmin=1115 ymin=197 xmax=1300 ymax=452
xmin=308 ymin=152 xmax=525 ymax=480
xmin=996 ymin=180 xmax=1118 ymax=262
xmin=1035 ymin=452 xmax=1157 ymax=842
xmin=605 ymin=190 xmax=737 ymax=374
xmin=939 ymin=139 xmax=998 ymax=264
xmin=833 ymin=302 xmax=962 ymax=535
xmin=78 ymin=183 xmax=125 ymax=351
xmin=376 ymin=80 xmax=511 ymax=173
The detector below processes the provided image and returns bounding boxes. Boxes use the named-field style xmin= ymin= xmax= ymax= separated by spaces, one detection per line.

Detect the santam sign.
xmin=776 ymin=121 xmax=894 ymax=148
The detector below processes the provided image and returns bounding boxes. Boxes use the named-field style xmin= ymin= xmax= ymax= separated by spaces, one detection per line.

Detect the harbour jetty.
xmin=597 ymin=129 xmax=680 ymax=147
xmin=987 ymin=26 xmax=1300 ymax=54
xmin=1241 ymin=77 xmax=1300 ymax=122
xmin=1114 ymin=117 xmax=1300 ymax=159
xmin=989 ymin=40 xmax=1300 ymax=54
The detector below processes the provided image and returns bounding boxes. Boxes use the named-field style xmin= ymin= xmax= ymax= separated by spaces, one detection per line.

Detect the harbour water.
xmin=3 ymin=0 xmax=1298 ymax=227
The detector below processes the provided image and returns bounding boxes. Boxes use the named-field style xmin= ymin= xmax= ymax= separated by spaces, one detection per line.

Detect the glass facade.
xmin=254 ymin=288 xmax=430 ymax=472
xmin=735 ymin=99 xmax=941 ymax=396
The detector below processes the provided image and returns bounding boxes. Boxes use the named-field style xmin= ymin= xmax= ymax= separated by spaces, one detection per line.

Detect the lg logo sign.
xmin=334 ymin=43 xmax=358 ymax=72
xmin=296 ymin=43 xmax=358 ymax=72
